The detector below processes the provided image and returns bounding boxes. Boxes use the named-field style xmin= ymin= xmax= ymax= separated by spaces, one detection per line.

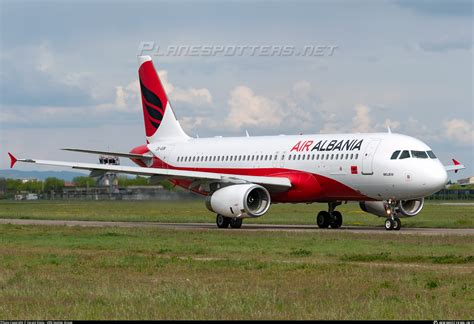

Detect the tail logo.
xmin=140 ymin=80 xmax=164 ymax=130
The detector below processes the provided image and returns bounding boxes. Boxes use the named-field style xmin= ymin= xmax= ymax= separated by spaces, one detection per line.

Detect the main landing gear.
xmin=384 ymin=200 xmax=401 ymax=231
xmin=216 ymin=214 xmax=243 ymax=229
xmin=316 ymin=202 xmax=343 ymax=229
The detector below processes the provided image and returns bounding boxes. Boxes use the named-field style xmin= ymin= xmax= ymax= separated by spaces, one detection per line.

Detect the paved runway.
xmin=0 ymin=218 xmax=472 ymax=236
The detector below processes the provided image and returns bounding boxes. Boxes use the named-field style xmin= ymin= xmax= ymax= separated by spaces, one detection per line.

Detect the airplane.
xmin=8 ymin=55 xmax=465 ymax=230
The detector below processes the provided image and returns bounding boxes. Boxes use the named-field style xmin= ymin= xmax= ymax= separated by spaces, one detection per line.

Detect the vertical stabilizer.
xmin=138 ymin=56 xmax=189 ymax=142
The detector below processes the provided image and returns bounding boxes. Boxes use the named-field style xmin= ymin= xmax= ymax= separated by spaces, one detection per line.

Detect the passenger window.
xmin=427 ymin=151 xmax=437 ymax=159
xmin=411 ymin=151 xmax=428 ymax=159
xmin=399 ymin=150 xmax=410 ymax=159
xmin=391 ymin=150 xmax=400 ymax=160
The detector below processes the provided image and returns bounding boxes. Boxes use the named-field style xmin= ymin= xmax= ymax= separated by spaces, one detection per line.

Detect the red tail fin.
xmin=137 ymin=56 xmax=188 ymax=142
xmin=138 ymin=56 xmax=169 ymax=138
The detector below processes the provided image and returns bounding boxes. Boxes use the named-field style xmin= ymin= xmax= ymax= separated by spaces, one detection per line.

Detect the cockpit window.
xmin=427 ymin=151 xmax=437 ymax=159
xmin=399 ymin=150 xmax=410 ymax=159
xmin=411 ymin=151 xmax=428 ymax=159
xmin=390 ymin=150 xmax=400 ymax=160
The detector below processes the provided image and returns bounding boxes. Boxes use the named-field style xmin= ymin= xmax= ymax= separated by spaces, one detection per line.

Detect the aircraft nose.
xmin=431 ymin=164 xmax=448 ymax=192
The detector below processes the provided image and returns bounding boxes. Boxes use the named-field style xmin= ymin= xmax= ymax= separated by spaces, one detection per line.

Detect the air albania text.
xmin=290 ymin=139 xmax=363 ymax=152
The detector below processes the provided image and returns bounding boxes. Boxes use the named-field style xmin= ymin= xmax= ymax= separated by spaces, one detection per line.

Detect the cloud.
xmin=225 ymin=85 xmax=284 ymax=130
xmin=418 ymin=38 xmax=472 ymax=53
xmin=158 ymin=70 xmax=212 ymax=105
xmin=0 ymin=43 xmax=97 ymax=107
xmin=443 ymin=119 xmax=474 ymax=146
xmin=396 ymin=0 xmax=473 ymax=17
xmin=101 ymin=80 xmax=140 ymax=113
xmin=380 ymin=118 xmax=401 ymax=131
xmin=319 ymin=111 xmax=344 ymax=134
xmin=352 ymin=104 xmax=372 ymax=132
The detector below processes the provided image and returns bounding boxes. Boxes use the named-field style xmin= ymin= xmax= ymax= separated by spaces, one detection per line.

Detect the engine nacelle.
xmin=397 ymin=198 xmax=424 ymax=217
xmin=359 ymin=198 xmax=425 ymax=218
xmin=359 ymin=201 xmax=388 ymax=218
xmin=205 ymin=184 xmax=271 ymax=218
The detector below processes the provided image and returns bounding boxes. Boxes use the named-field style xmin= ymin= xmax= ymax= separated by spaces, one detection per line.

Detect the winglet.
xmin=8 ymin=152 xmax=17 ymax=168
xmin=444 ymin=159 xmax=465 ymax=173
xmin=452 ymin=159 xmax=460 ymax=173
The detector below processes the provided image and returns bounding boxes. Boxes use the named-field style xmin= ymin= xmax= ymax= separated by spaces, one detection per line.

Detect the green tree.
xmin=6 ymin=179 xmax=22 ymax=192
xmin=118 ymin=176 xmax=149 ymax=186
xmin=73 ymin=176 xmax=96 ymax=187
xmin=20 ymin=180 xmax=42 ymax=192
xmin=44 ymin=177 xmax=65 ymax=192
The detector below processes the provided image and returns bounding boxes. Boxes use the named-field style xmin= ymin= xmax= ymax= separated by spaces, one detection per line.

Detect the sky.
xmin=0 ymin=0 xmax=472 ymax=180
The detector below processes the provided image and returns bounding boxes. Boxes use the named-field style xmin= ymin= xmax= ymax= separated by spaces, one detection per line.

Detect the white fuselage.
xmin=144 ymin=132 xmax=448 ymax=202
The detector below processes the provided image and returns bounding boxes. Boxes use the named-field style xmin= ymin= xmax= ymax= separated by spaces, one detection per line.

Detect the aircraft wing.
xmin=445 ymin=159 xmax=465 ymax=173
xmin=7 ymin=153 xmax=291 ymax=192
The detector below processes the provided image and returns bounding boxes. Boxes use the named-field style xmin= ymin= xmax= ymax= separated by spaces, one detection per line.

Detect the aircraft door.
xmin=159 ymin=144 xmax=175 ymax=169
xmin=280 ymin=151 xmax=286 ymax=168
xmin=361 ymin=139 xmax=380 ymax=175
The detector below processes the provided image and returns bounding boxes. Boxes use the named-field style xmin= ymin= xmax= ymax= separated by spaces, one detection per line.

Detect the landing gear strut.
xmin=384 ymin=200 xmax=401 ymax=231
xmin=316 ymin=202 xmax=343 ymax=229
xmin=216 ymin=214 xmax=243 ymax=229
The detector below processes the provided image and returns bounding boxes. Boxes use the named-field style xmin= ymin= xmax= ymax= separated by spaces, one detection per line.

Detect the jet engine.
xmin=205 ymin=184 xmax=271 ymax=218
xmin=359 ymin=198 xmax=424 ymax=218
xmin=397 ymin=198 xmax=424 ymax=217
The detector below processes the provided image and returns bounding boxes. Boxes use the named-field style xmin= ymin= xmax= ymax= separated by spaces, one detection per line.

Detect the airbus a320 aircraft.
xmin=8 ymin=56 xmax=465 ymax=230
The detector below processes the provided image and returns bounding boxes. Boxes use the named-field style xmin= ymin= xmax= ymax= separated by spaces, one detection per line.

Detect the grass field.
xmin=0 ymin=199 xmax=472 ymax=228
xmin=0 ymin=200 xmax=473 ymax=319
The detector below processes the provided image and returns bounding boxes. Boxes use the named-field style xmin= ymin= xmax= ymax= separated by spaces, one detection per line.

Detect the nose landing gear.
xmin=316 ymin=202 xmax=343 ymax=229
xmin=384 ymin=200 xmax=401 ymax=231
xmin=385 ymin=217 xmax=401 ymax=230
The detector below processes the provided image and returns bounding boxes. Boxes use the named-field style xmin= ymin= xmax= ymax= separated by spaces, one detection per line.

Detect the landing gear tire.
xmin=392 ymin=218 xmax=401 ymax=231
xmin=385 ymin=219 xmax=394 ymax=231
xmin=216 ymin=214 xmax=230 ymax=228
xmin=229 ymin=218 xmax=243 ymax=229
xmin=317 ymin=211 xmax=330 ymax=228
xmin=330 ymin=211 xmax=343 ymax=229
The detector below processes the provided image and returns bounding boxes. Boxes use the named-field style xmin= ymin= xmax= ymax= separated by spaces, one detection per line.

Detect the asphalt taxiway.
xmin=0 ymin=218 xmax=472 ymax=236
